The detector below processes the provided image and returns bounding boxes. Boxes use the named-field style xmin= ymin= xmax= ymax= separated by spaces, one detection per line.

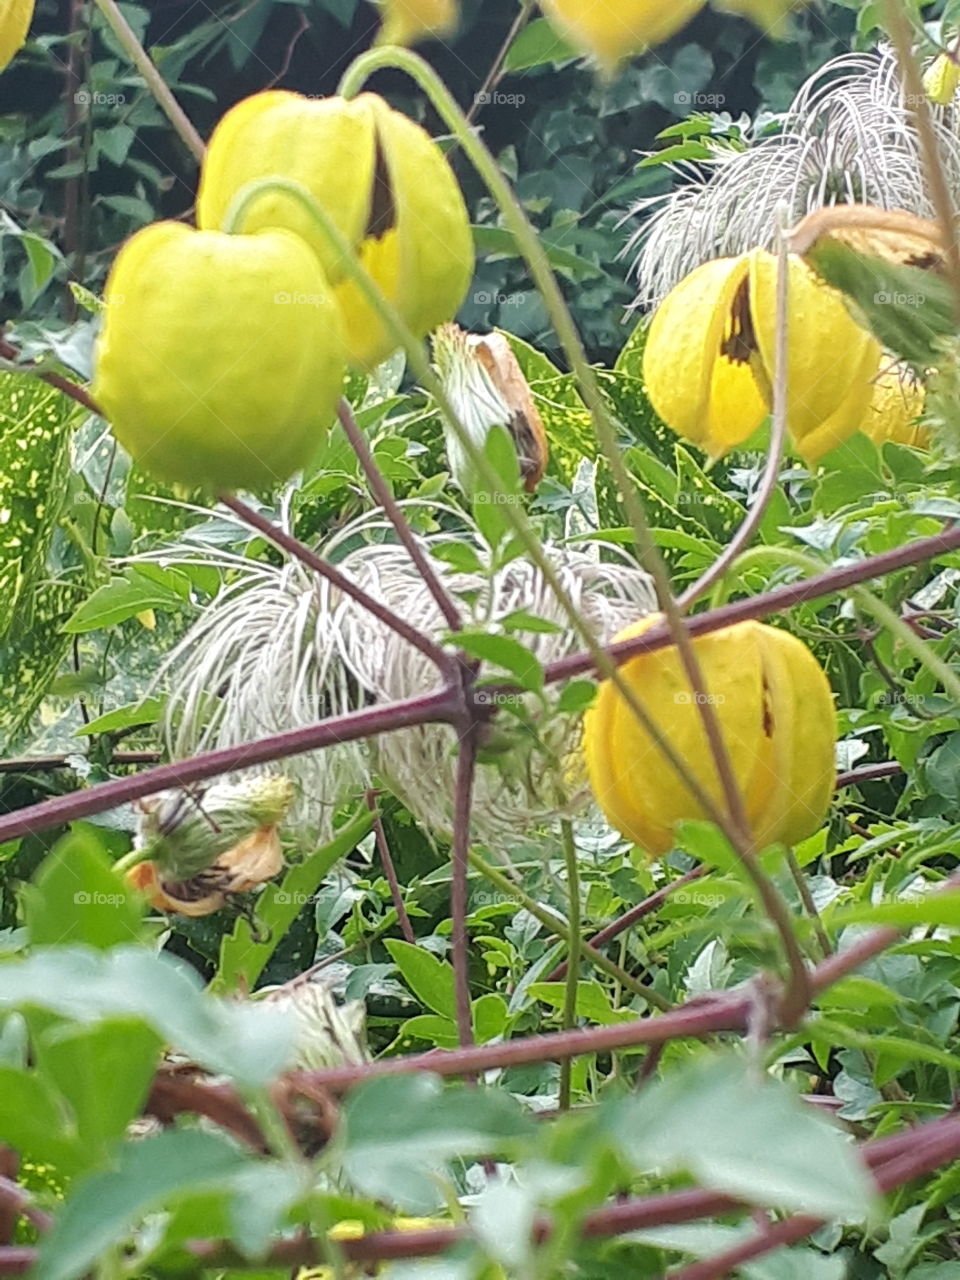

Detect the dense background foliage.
xmin=6 ymin=2 xmax=960 ymax=1277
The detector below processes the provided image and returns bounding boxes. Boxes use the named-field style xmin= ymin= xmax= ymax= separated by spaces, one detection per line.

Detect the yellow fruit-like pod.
xmin=0 ymin=0 xmax=33 ymax=72
xmin=540 ymin=0 xmax=705 ymax=70
xmin=93 ymin=222 xmax=345 ymax=492
xmin=583 ymin=617 xmax=836 ymax=855
xmin=197 ymin=91 xmax=474 ymax=369
xmin=860 ymin=364 xmax=928 ymax=449
xmin=376 ymin=0 xmax=458 ymax=44
xmin=924 ymin=53 xmax=960 ymax=106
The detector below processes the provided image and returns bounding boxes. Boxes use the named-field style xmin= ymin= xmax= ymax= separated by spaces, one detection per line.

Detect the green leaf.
xmin=74 ymin=696 xmax=163 ymax=736
xmin=215 ymin=808 xmax=374 ymax=992
xmin=609 ymin=1055 xmax=877 ymax=1220
xmin=0 ymin=946 xmax=294 ymax=1088
xmin=24 ymin=827 xmax=144 ymax=950
xmin=33 ymin=1018 xmax=162 ymax=1169
xmin=504 ymin=17 xmax=577 ymax=71
xmin=473 ymin=225 xmax=604 ymax=281
xmin=528 ymin=981 xmax=635 ymax=1024
xmin=341 ymin=1075 xmax=533 ymax=1212
xmin=33 ymin=1130 xmax=254 ymax=1280
xmin=385 ymin=940 xmax=457 ymax=1020
xmin=556 ymin=679 xmax=597 ymax=714
xmin=455 ymin=631 xmax=544 ymax=692
xmin=830 ymin=890 xmax=960 ymax=929
xmin=62 ymin=569 xmax=189 ymax=632
xmin=0 ymin=1064 xmax=83 ymax=1172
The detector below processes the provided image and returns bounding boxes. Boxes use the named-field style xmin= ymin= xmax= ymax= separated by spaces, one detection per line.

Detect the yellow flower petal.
xmin=93 ymin=223 xmax=345 ymax=491
xmin=748 ymin=249 xmax=881 ymax=455
xmin=540 ymin=0 xmax=705 ymax=70
xmin=859 ymin=364 xmax=928 ymax=449
xmin=583 ymin=618 xmax=836 ymax=855
xmin=792 ymin=339 xmax=885 ymax=464
xmin=376 ymin=0 xmax=458 ymax=44
xmin=0 ymin=0 xmax=33 ymax=72
xmin=643 ymin=255 xmax=767 ymax=457
xmin=750 ymin=624 xmax=837 ymax=849
xmin=198 ymin=91 xmax=474 ymax=370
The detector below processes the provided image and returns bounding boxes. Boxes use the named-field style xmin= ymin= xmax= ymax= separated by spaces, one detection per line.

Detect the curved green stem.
xmin=338 ymin=47 xmax=758 ymax=853
xmin=222 ymin=171 xmax=734 ymax=846
xmin=338 ymin=46 xmax=815 ymax=1011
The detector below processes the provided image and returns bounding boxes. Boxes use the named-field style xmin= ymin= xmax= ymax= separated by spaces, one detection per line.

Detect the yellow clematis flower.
xmin=642 ymin=248 xmax=882 ymax=463
xmin=583 ymin=617 xmax=837 ymax=856
xmin=539 ymin=0 xmax=705 ymax=71
xmin=94 ymin=223 xmax=345 ymax=491
xmin=0 ymin=0 xmax=33 ymax=72
xmin=198 ymin=91 xmax=474 ymax=370
xmin=375 ymin=0 xmax=458 ymax=44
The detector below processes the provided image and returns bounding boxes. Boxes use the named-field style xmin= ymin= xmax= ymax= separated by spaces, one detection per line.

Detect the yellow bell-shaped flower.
xmin=0 ymin=0 xmax=33 ymax=72
xmin=860 ymin=364 xmax=928 ymax=449
xmin=642 ymin=249 xmax=882 ymax=463
xmin=583 ymin=617 xmax=837 ymax=856
xmin=197 ymin=91 xmax=474 ymax=369
xmin=539 ymin=0 xmax=705 ymax=71
xmin=375 ymin=0 xmax=458 ymax=44
xmin=94 ymin=222 xmax=345 ymax=491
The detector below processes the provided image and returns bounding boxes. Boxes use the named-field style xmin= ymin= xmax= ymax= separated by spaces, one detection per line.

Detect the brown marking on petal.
xmin=904 ymin=251 xmax=946 ymax=275
xmin=761 ymin=673 xmax=775 ymax=738
xmin=366 ymin=133 xmax=396 ymax=241
xmin=720 ymin=275 xmax=758 ymax=365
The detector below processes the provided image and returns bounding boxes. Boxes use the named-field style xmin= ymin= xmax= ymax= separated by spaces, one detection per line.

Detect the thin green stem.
xmin=92 ymin=0 xmax=206 ymax=163
xmin=786 ymin=849 xmax=832 ymax=960
xmin=558 ymin=818 xmax=581 ymax=1110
